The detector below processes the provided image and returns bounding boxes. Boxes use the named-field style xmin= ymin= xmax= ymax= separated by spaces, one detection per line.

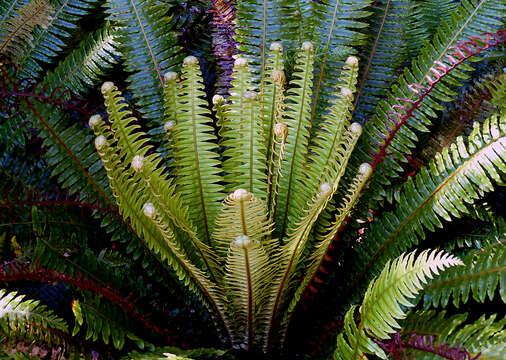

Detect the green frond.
xmin=355 ymin=0 xmax=505 ymax=207
xmin=123 ymin=346 xmax=227 ymax=360
xmin=172 ymin=57 xmax=224 ymax=247
xmin=352 ymin=0 xmax=410 ymax=122
xmin=213 ymin=190 xmax=275 ymax=259
xmin=0 ymin=0 xmax=53 ymax=63
xmin=234 ymin=0 xmax=295 ymax=77
xmin=303 ymin=0 xmax=371 ymax=126
xmin=304 ymin=57 xmax=359 ymax=192
xmin=0 ymin=0 xmax=28 ymax=27
xmin=402 ymin=310 xmax=505 ymax=360
xmin=334 ymin=250 xmax=462 ymax=360
xmin=275 ymin=42 xmax=315 ymax=239
xmin=225 ymin=236 xmax=272 ymax=349
xmin=261 ymin=43 xmax=285 ymax=164
xmin=347 ymin=113 xmax=506 ymax=300
xmin=221 ymin=58 xmax=268 ymax=198
xmin=93 ymin=86 xmax=223 ymax=286
xmin=0 ymin=289 xmax=68 ymax=334
xmin=285 ymin=164 xmax=372 ymax=320
xmin=15 ymin=0 xmax=101 ymax=79
xmin=406 ymin=0 xmax=457 ymax=58
xmin=41 ymin=25 xmax=121 ymax=95
xmin=106 ymin=0 xmax=182 ymax=135
xmin=423 ymin=242 xmax=505 ymax=308
xmin=71 ymin=297 xmax=145 ymax=350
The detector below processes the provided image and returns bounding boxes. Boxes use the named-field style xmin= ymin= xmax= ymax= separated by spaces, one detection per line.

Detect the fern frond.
xmin=16 ymin=0 xmax=101 ymax=79
xmin=406 ymin=0 xmax=457 ymax=59
xmin=352 ymin=0 xmax=410 ymax=122
xmin=221 ymin=58 xmax=268 ymax=198
xmin=400 ymin=310 xmax=506 ymax=360
xmin=304 ymin=56 xmax=359 ymax=192
xmin=354 ymin=0 xmax=505 ymax=208
xmin=346 ymin=113 xmax=506 ymax=301
xmin=285 ymin=163 xmax=372 ymax=320
xmin=334 ymin=250 xmax=462 ymax=360
xmin=275 ymin=42 xmax=315 ymax=239
xmin=0 ymin=289 xmax=68 ymax=334
xmin=71 ymin=297 xmax=145 ymax=350
xmin=0 ymin=0 xmax=53 ymax=63
xmin=41 ymin=25 xmax=121 ymax=95
xmin=172 ymin=57 xmax=224 ymax=247
xmin=225 ymin=235 xmax=272 ymax=350
xmin=234 ymin=0 xmax=294 ymax=78
xmin=123 ymin=346 xmax=226 ymax=360
xmin=213 ymin=190 xmax=275 ymax=259
xmin=106 ymin=0 xmax=182 ymax=134
xmin=304 ymin=0 xmax=371 ymax=127
xmin=423 ymin=242 xmax=505 ymax=308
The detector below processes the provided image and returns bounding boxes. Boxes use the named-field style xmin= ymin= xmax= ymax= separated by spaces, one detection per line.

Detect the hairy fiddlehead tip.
xmin=234 ymin=57 xmax=248 ymax=67
xmin=270 ymin=42 xmax=283 ymax=52
xmin=231 ymin=189 xmax=252 ymax=201
xmin=243 ymin=91 xmax=258 ymax=101
xmin=131 ymin=155 xmax=145 ymax=172
xmin=349 ymin=122 xmax=362 ymax=136
xmin=301 ymin=41 xmax=314 ymax=52
xmin=319 ymin=182 xmax=332 ymax=197
xmin=88 ymin=114 xmax=102 ymax=129
xmin=274 ymin=123 xmax=288 ymax=137
xmin=183 ymin=56 xmax=199 ymax=66
xmin=212 ymin=94 xmax=224 ymax=105
xmin=340 ymin=86 xmax=353 ymax=99
xmin=164 ymin=120 xmax=176 ymax=132
xmin=271 ymin=70 xmax=285 ymax=84
xmin=142 ymin=203 xmax=156 ymax=219
xmin=94 ymin=135 xmax=107 ymax=150
xmin=101 ymin=81 xmax=114 ymax=94
xmin=345 ymin=56 xmax=359 ymax=67
xmin=358 ymin=163 xmax=373 ymax=177
xmin=235 ymin=234 xmax=251 ymax=248
xmin=164 ymin=71 xmax=177 ymax=82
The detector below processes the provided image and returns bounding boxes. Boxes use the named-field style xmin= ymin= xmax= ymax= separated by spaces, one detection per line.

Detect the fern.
xmin=345 ymin=112 xmax=506 ymax=301
xmin=0 ymin=289 xmax=68 ymax=346
xmin=352 ymin=0 xmax=411 ymax=122
xmin=423 ymin=242 xmax=505 ymax=308
xmin=354 ymin=0 xmax=506 ymax=208
xmin=399 ymin=310 xmax=506 ymax=360
xmin=334 ymin=250 xmax=462 ymax=360
xmin=15 ymin=0 xmax=102 ymax=79
xmin=105 ymin=0 xmax=183 ymax=135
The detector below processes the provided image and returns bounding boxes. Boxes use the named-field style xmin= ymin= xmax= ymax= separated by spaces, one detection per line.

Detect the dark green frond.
xmin=423 ymin=242 xmax=505 ymax=308
xmin=42 ymin=25 xmax=121 ymax=94
xmin=401 ymin=310 xmax=505 ymax=360
xmin=355 ymin=0 xmax=505 ymax=207
xmin=352 ymin=0 xmax=410 ymax=122
xmin=106 ymin=0 xmax=182 ymax=134
xmin=346 ymin=113 xmax=506 ymax=301
xmin=16 ymin=0 xmax=101 ymax=79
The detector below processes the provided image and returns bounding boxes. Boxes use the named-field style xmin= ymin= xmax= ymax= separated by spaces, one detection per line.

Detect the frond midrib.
xmin=353 ymin=0 xmax=392 ymax=111
xmin=279 ymin=54 xmax=312 ymax=238
xmin=425 ymin=266 xmax=506 ymax=290
xmin=129 ymin=0 xmax=163 ymax=86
